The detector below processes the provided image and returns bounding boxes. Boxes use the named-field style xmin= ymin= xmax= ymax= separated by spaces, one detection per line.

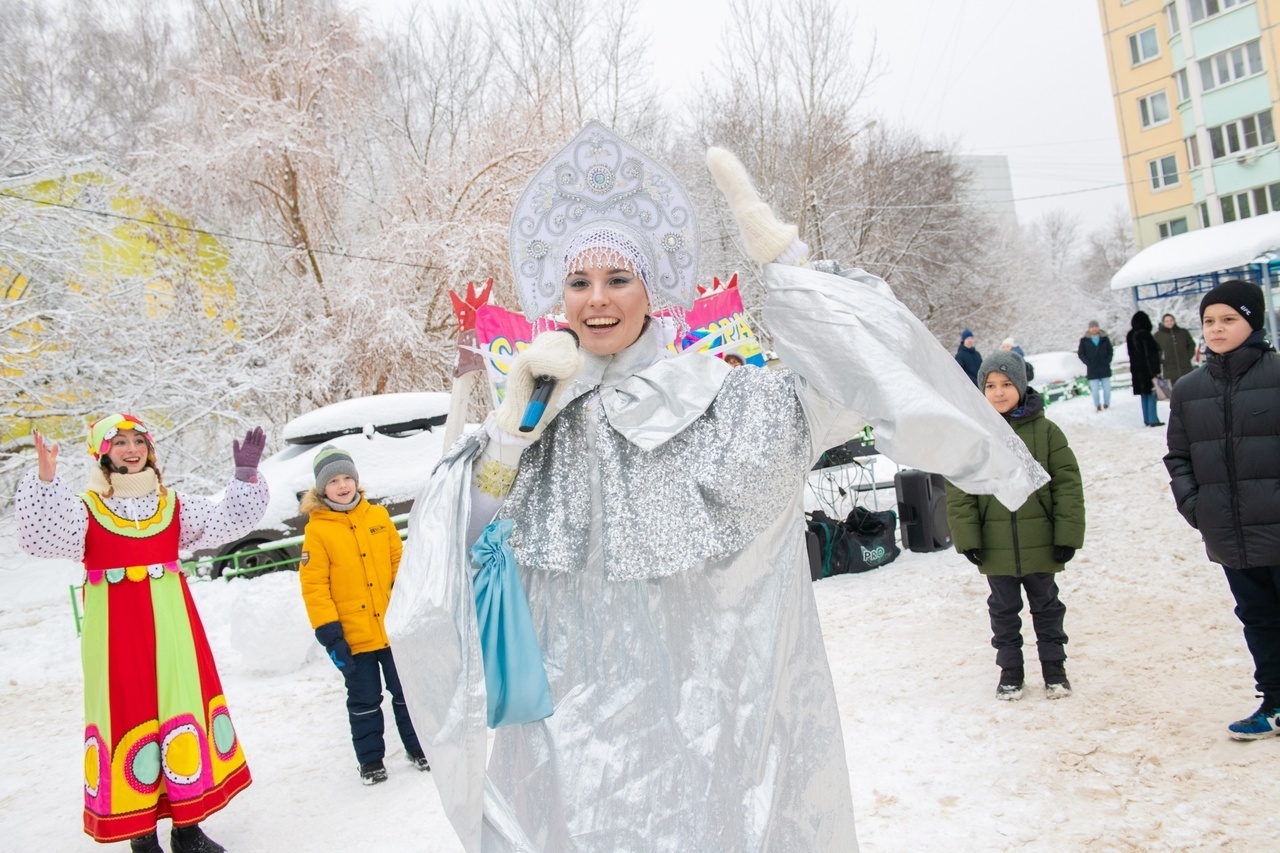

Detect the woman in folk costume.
xmin=387 ymin=122 xmax=1049 ymax=852
xmin=14 ymin=416 xmax=269 ymax=853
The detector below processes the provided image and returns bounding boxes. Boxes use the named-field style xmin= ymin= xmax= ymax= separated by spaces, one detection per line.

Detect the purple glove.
xmin=232 ymin=426 xmax=266 ymax=482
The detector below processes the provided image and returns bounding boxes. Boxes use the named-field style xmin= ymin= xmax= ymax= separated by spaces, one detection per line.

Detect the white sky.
xmin=356 ymin=0 xmax=1129 ymax=226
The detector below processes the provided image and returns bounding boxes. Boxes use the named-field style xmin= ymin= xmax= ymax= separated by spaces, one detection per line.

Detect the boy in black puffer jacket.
xmin=1164 ymin=280 xmax=1280 ymax=740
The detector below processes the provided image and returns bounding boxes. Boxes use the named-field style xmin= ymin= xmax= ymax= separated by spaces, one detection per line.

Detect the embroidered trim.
xmin=80 ymin=488 xmax=176 ymax=538
xmin=86 ymin=561 xmax=182 ymax=586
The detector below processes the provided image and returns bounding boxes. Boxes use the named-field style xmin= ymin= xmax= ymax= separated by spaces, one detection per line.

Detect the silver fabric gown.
xmin=386 ymin=263 xmax=1049 ymax=853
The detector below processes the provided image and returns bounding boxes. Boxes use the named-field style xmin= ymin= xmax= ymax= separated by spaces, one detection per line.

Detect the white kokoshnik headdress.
xmin=509 ymin=120 xmax=699 ymax=319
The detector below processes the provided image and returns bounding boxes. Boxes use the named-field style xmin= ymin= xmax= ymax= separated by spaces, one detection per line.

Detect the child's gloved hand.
xmin=494 ymin=329 xmax=583 ymax=440
xmin=315 ymin=621 xmax=355 ymax=670
xmin=706 ymin=146 xmax=808 ymax=265
xmin=963 ymin=549 xmax=984 ymax=567
xmin=232 ymin=426 xmax=267 ymax=482
xmin=1052 ymin=545 xmax=1076 ymax=564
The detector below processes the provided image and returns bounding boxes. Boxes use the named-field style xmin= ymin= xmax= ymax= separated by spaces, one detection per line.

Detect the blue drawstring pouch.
xmin=471 ymin=518 xmax=554 ymax=728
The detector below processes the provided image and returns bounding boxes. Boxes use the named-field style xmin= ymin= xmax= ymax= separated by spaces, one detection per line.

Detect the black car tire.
xmin=213 ymin=539 xmax=297 ymax=580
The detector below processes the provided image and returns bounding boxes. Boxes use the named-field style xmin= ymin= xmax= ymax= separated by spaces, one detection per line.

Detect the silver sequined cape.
xmin=387 ymin=263 xmax=1049 ymax=853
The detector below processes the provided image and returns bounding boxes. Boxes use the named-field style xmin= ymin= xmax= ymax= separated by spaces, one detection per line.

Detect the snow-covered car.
xmin=190 ymin=392 xmax=452 ymax=578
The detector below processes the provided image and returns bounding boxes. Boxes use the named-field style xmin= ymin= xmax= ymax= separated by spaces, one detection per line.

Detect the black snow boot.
xmin=1042 ymin=659 xmax=1072 ymax=699
xmin=130 ymin=832 xmax=164 ymax=853
xmin=996 ymin=666 xmax=1024 ymax=701
xmin=359 ymin=758 xmax=389 ymax=785
xmin=170 ymin=823 xmax=225 ymax=853
xmin=407 ymin=751 xmax=431 ymax=772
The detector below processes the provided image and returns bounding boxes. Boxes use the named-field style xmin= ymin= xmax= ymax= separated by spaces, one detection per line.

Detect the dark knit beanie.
xmin=313 ymin=446 xmax=358 ymax=491
xmin=1200 ymin=280 xmax=1265 ymax=331
xmin=977 ymin=351 xmax=1029 ymax=401
xmin=961 ymin=329 xmax=975 ymax=344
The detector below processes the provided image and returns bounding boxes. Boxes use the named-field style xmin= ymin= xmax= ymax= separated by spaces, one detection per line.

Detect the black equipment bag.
xmin=805 ymin=511 xmax=858 ymax=578
xmin=844 ymin=506 xmax=901 ymax=571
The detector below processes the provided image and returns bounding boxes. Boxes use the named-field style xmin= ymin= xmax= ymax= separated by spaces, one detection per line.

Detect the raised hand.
xmin=232 ymin=426 xmax=266 ymax=482
xmin=706 ymin=147 xmax=805 ymax=265
xmin=34 ymin=430 xmax=59 ymax=483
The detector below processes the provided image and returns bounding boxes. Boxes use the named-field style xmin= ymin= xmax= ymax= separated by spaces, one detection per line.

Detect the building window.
xmin=1148 ymin=154 xmax=1180 ymax=190
xmin=1189 ymin=0 xmax=1245 ymax=23
xmin=1175 ymin=69 xmax=1190 ymax=102
xmin=1158 ymin=218 xmax=1189 ymax=239
xmin=1199 ymin=40 xmax=1263 ymax=91
xmin=1186 ymin=134 xmax=1202 ymax=168
xmin=1208 ymin=109 xmax=1275 ymax=159
xmin=1167 ymin=3 xmax=1181 ymax=35
xmin=1139 ymin=91 xmax=1171 ymax=129
xmin=1220 ymin=180 xmax=1280 ymax=222
xmin=1199 ymin=202 xmax=1211 ymax=228
xmin=1129 ymin=26 xmax=1161 ymax=65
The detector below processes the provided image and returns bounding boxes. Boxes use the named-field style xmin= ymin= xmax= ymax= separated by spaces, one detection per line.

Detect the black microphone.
xmin=519 ymin=329 xmax=580 ymax=433
xmin=106 ymin=461 xmax=130 ymax=475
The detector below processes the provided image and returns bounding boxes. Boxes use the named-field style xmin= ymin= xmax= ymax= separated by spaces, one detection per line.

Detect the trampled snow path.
xmin=2 ymin=391 xmax=1278 ymax=851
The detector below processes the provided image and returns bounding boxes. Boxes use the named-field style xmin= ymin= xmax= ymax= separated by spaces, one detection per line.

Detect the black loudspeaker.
xmin=894 ymin=470 xmax=952 ymax=553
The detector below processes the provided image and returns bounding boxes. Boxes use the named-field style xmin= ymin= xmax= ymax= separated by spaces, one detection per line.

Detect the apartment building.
xmin=1098 ymin=0 xmax=1280 ymax=249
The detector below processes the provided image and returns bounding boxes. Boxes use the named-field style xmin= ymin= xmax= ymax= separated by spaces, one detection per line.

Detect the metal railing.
xmin=67 ymin=513 xmax=411 ymax=636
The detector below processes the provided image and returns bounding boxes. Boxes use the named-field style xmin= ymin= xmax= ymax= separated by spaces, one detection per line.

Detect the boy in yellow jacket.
xmin=299 ymin=446 xmax=429 ymax=784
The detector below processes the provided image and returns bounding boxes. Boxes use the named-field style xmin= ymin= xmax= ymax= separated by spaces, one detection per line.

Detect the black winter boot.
xmin=130 ymin=832 xmax=164 ymax=853
xmin=359 ymin=758 xmax=388 ymax=785
xmin=1042 ymin=659 xmax=1072 ymax=699
xmin=170 ymin=823 xmax=225 ymax=853
xmin=996 ymin=666 xmax=1024 ymax=701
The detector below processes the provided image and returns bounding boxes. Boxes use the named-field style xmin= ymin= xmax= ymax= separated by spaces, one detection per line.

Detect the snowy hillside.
xmin=2 ymin=390 xmax=1277 ymax=851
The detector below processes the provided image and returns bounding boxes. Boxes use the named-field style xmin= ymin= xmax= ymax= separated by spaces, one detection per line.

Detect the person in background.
xmin=1001 ymin=337 xmax=1034 ymax=383
xmin=298 ymin=446 xmax=429 ymax=784
xmin=956 ymin=329 xmax=982 ymax=385
xmin=15 ymin=417 xmax=268 ymax=853
xmin=1077 ymin=320 xmax=1114 ymax=412
xmin=1154 ymin=313 xmax=1197 ymax=384
xmin=1165 ymin=280 xmax=1280 ymax=740
xmin=1126 ymin=311 xmax=1164 ymax=427
xmin=946 ymin=351 xmax=1085 ymax=701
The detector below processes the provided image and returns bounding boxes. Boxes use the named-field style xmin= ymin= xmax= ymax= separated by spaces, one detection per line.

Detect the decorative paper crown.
xmin=88 ymin=413 xmax=153 ymax=460
xmin=509 ymin=120 xmax=699 ymax=319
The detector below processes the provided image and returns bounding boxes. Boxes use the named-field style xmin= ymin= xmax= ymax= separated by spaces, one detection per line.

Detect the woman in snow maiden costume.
xmin=1164 ymin=281 xmax=1280 ymax=740
xmin=386 ymin=122 xmax=1049 ymax=852
xmin=14 ymin=416 xmax=269 ymax=853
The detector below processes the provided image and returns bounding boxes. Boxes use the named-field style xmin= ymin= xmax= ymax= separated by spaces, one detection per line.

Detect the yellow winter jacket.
xmin=298 ymin=491 xmax=403 ymax=655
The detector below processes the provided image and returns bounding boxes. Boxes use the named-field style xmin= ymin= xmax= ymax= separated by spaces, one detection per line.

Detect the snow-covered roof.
xmin=1110 ymin=212 xmax=1280 ymax=290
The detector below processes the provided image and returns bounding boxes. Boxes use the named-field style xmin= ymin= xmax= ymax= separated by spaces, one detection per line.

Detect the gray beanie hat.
xmin=977 ymin=351 xmax=1029 ymax=401
xmin=313 ymin=445 xmax=358 ymax=491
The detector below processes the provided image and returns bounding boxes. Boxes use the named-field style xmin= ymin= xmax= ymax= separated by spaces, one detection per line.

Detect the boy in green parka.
xmin=946 ymin=351 xmax=1086 ymax=700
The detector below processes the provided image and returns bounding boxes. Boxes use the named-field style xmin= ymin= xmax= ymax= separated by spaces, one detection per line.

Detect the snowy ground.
xmin=2 ymin=390 xmax=1278 ymax=851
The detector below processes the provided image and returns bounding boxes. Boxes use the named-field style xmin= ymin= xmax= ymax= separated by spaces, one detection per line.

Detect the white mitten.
xmin=706 ymin=146 xmax=808 ymax=265
xmin=493 ymin=329 xmax=584 ymax=439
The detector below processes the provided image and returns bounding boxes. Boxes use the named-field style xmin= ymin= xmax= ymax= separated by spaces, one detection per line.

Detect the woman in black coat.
xmin=1126 ymin=311 xmax=1162 ymax=426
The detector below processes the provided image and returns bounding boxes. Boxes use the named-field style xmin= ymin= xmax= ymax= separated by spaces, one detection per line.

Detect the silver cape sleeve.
xmin=385 ymin=432 xmax=518 ymax=853
xmin=763 ymin=262 xmax=1049 ymax=510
